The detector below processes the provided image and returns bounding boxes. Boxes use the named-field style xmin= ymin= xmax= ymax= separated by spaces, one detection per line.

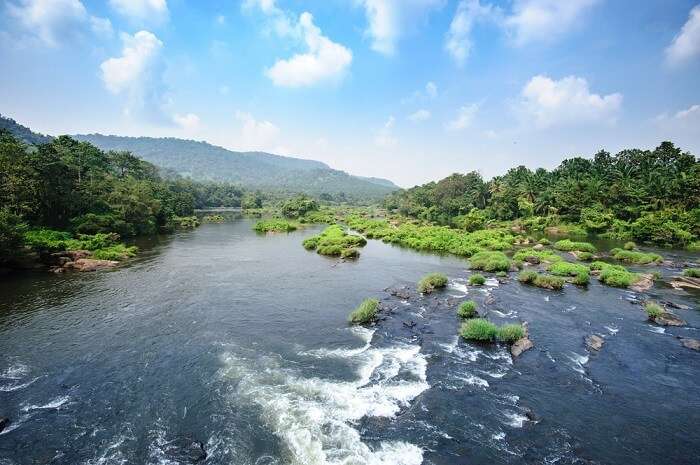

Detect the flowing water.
xmin=0 ymin=218 xmax=698 ymax=464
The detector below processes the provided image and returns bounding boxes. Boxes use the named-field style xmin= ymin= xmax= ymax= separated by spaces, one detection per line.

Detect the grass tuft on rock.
xmin=348 ymin=298 xmax=379 ymax=324
xmin=684 ymin=268 xmax=700 ymax=278
xmin=644 ymin=301 xmax=663 ymax=320
xmin=623 ymin=241 xmax=636 ymax=250
xmin=518 ymin=270 xmax=565 ymax=290
xmin=457 ymin=300 xmax=478 ymax=318
xmin=548 ymin=261 xmax=590 ymax=285
xmin=469 ymin=251 xmax=511 ymax=272
xmin=418 ymin=272 xmax=448 ymax=293
xmin=468 ymin=273 xmax=486 ymax=285
xmin=610 ymin=248 xmax=662 ymax=264
xmin=254 ymin=219 xmax=297 ymax=233
xmin=590 ymin=261 xmax=642 ymax=288
xmin=496 ymin=324 xmax=525 ymax=343
xmin=460 ymin=318 xmax=497 ymax=341
xmin=513 ymin=247 xmax=562 ymax=264
xmin=554 ymin=239 xmax=597 ymax=253
xmin=303 ymin=225 xmax=366 ymax=258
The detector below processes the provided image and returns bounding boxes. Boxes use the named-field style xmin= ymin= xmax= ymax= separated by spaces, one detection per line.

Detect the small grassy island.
xmin=254 ymin=219 xmax=298 ymax=233
xmin=348 ymin=298 xmax=380 ymax=324
xmin=303 ymin=225 xmax=367 ymax=258
xmin=418 ymin=272 xmax=448 ymax=293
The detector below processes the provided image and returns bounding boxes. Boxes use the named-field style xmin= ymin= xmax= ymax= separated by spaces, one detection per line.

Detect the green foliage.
xmin=90 ymin=244 xmax=138 ymax=261
xmin=468 ymin=273 xmax=486 ymax=285
xmin=518 ymin=270 xmax=565 ymax=289
xmin=457 ymin=300 xmax=478 ymax=318
xmin=591 ymin=262 xmax=641 ymax=288
xmin=538 ymin=238 xmax=551 ymax=245
xmin=418 ymin=272 xmax=448 ymax=293
xmin=513 ymin=247 xmax=563 ymax=264
xmin=496 ymin=324 xmax=525 ymax=343
xmin=580 ymin=206 xmax=615 ymax=233
xmin=610 ymin=248 xmax=662 ymax=264
xmin=623 ymin=241 xmax=636 ymax=250
xmin=688 ymin=241 xmax=700 ymax=252
xmin=452 ymin=208 xmax=487 ymax=232
xmin=254 ymin=219 xmax=298 ymax=233
xmin=460 ymin=319 xmax=497 ymax=341
xmin=24 ymin=229 xmax=73 ymax=252
xmin=469 ymin=251 xmax=512 ymax=272
xmin=0 ymin=207 xmax=28 ymax=261
xmin=303 ymin=225 xmax=366 ymax=258
xmin=281 ymin=195 xmax=319 ymax=218
xmin=174 ymin=216 xmax=200 ymax=229
xmin=628 ymin=209 xmax=697 ymax=246
xmin=683 ymin=268 xmax=700 ymax=278
xmin=548 ymin=261 xmax=590 ymax=285
xmin=575 ymin=251 xmax=593 ymax=261
xmin=299 ymin=209 xmax=336 ymax=224
xmin=202 ymin=214 xmax=225 ymax=223
xmin=554 ymin=240 xmax=597 ymax=253
xmin=348 ymin=298 xmax=379 ymax=324
xmin=644 ymin=301 xmax=663 ymax=320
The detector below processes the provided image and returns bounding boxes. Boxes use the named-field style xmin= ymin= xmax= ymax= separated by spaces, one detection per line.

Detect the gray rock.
xmin=0 ymin=417 xmax=9 ymax=433
xmin=679 ymin=338 xmax=700 ymax=351
xmin=585 ymin=334 xmax=605 ymax=351
xmin=654 ymin=312 xmax=686 ymax=327
xmin=511 ymin=337 xmax=533 ymax=357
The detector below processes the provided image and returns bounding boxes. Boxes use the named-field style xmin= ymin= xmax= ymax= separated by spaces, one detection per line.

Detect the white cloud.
xmin=519 ymin=74 xmax=622 ymax=128
xmin=359 ymin=0 xmax=444 ymax=55
xmin=408 ymin=109 xmax=431 ymax=122
xmin=665 ymin=5 xmax=700 ymax=66
xmin=173 ymin=113 xmax=200 ymax=132
xmin=100 ymin=30 xmax=163 ymax=94
xmin=375 ymin=116 xmax=398 ymax=148
xmin=675 ymin=104 xmax=700 ymax=120
xmin=402 ymin=81 xmax=438 ymax=104
xmin=426 ymin=81 xmax=438 ymax=98
xmin=235 ymin=111 xmax=281 ymax=151
xmin=445 ymin=0 xmax=496 ymax=66
xmin=109 ymin=0 xmax=168 ymax=23
xmin=7 ymin=0 xmax=110 ymax=46
xmin=266 ymin=12 xmax=352 ymax=87
xmin=504 ymin=0 xmax=599 ymax=46
xmin=446 ymin=103 xmax=479 ymax=130
xmin=243 ymin=0 xmax=298 ymax=38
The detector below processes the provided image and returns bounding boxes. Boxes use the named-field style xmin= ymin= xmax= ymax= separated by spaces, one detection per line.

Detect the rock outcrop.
xmin=585 ymin=334 xmax=605 ymax=351
xmin=630 ymin=274 xmax=654 ymax=292
xmin=511 ymin=322 xmax=534 ymax=357
xmin=679 ymin=338 xmax=700 ymax=351
xmin=670 ymin=276 xmax=700 ymax=290
xmin=653 ymin=312 xmax=686 ymax=327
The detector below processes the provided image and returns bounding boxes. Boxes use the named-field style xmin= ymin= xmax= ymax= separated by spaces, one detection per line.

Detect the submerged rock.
xmin=679 ymin=338 xmax=700 ymax=351
xmin=629 ymin=274 xmax=654 ymax=293
xmin=585 ymin=334 xmax=605 ymax=351
xmin=653 ymin=312 xmax=686 ymax=327
xmin=0 ymin=417 xmax=9 ymax=433
xmin=70 ymin=258 xmax=119 ymax=272
xmin=484 ymin=294 xmax=496 ymax=305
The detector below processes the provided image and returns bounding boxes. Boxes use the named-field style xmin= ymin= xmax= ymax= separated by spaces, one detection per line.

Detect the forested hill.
xmin=0 ymin=115 xmax=52 ymax=146
xmin=73 ymin=133 xmax=399 ymax=201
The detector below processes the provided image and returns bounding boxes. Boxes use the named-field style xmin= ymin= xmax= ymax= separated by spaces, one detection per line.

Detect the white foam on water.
xmin=482 ymin=369 xmax=508 ymax=379
xmin=0 ymin=376 xmax=40 ymax=392
xmin=448 ymin=281 xmax=469 ymax=294
xmin=544 ymin=296 xmax=550 ymax=302
xmin=492 ymin=432 xmax=506 ymax=441
xmin=438 ymin=336 xmax=481 ymax=362
xmin=84 ymin=433 xmax=132 ymax=465
xmin=648 ymin=326 xmax=666 ymax=334
xmin=485 ymin=278 xmax=499 ymax=287
xmin=219 ymin=338 xmax=428 ymax=465
xmin=304 ymin=328 xmax=376 ymax=359
xmin=503 ymin=411 xmax=529 ymax=428
xmin=604 ymin=325 xmax=619 ymax=335
xmin=0 ymin=361 xmax=30 ymax=379
xmin=566 ymin=352 xmax=589 ymax=375
xmin=489 ymin=309 xmax=516 ymax=318
xmin=21 ymin=395 xmax=71 ymax=412
xmin=454 ymin=373 xmax=489 ymax=388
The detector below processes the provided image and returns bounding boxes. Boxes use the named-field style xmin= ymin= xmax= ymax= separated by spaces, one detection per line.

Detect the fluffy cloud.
xmin=359 ymin=0 xmax=444 ymax=55
xmin=173 ymin=113 xmax=201 ymax=132
xmin=100 ymin=30 xmax=163 ymax=94
xmin=445 ymin=0 xmax=495 ymax=66
xmin=665 ymin=5 xmax=700 ymax=66
xmin=675 ymin=104 xmax=700 ymax=120
xmin=426 ymin=81 xmax=438 ymax=98
xmin=504 ymin=0 xmax=599 ymax=45
xmin=243 ymin=0 xmax=298 ymax=38
xmin=519 ymin=75 xmax=622 ymax=128
xmin=235 ymin=111 xmax=280 ymax=151
xmin=446 ymin=103 xmax=479 ymax=130
xmin=7 ymin=0 xmax=111 ymax=46
xmin=266 ymin=12 xmax=352 ymax=87
xmin=109 ymin=0 xmax=168 ymax=23
xmin=408 ymin=109 xmax=431 ymax=122
xmin=375 ymin=116 xmax=398 ymax=148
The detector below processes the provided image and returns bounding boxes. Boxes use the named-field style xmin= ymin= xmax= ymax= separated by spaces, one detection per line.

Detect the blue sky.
xmin=1 ymin=0 xmax=699 ymax=187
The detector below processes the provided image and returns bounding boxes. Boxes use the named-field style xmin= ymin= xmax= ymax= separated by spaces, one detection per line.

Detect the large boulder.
xmin=71 ymin=258 xmax=119 ymax=272
xmin=585 ymin=334 xmax=605 ymax=351
xmin=653 ymin=312 xmax=686 ymax=327
xmin=630 ymin=274 xmax=655 ymax=293
xmin=511 ymin=337 xmax=533 ymax=357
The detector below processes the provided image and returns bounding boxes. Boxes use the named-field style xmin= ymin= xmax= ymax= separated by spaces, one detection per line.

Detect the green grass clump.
xmin=538 ymin=238 xmax=551 ymax=245
xmin=623 ymin=241 xmax=636 ymax=250
xmin=202 ymin=214 xmax=225 ymax=223
xmin=554 ymin=239 xmax=597 ymax=253
xmin=468 ymin=273 xmax=486 ymax=285
xmin=418 ymin=272 xmax=448 ymax=293
xmin=518 ymin=270 xmax=565 ymax=290
xmin=174 ymin=216 xmax=200 ymax=229
xmin=684 ymin=268 xmax=700 ymax=278
xmin=495 ymin=271 xmax=507 ymax=277
xmin=469 ymin=251 xmax=512 ymax=272
xmin=644 ymin=301 xmax=664 ymax=320
xmin=457 ymin=300 xmax=478 ymax=318
xmin=348 ymin=298 xmax=379 ymax=324
xmin=548 ymin=262 xmax=590 ymax=285
xmin=591 ymin=262 xmax=641 ymax=288
xmin=90 ymin=244 xmax=138 ymax=261
xmin=496 ymin=324 xmax=525 ymax=343
xmin=460 ymin=318 xmax=497 ymax=341
xmin=513 ymin=247 xmax=562 ymax=264
xmin=610 ymin=248 xmax=662 ymax=264
xmin=303 ymin=225 xmax=366 ymax=258
xmin=254 ymin=219 xmax=297 ymax=233
xmin=575 ymin=251 xmax=593 ymax=261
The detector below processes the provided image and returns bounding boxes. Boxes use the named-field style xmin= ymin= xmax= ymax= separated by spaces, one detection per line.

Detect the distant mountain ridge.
xmin=0 ymin=114 xmax=399 ymax=201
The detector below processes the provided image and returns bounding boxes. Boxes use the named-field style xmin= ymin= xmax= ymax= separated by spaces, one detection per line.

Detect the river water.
xmin=1 ymin=219 xmax=698 ymax=465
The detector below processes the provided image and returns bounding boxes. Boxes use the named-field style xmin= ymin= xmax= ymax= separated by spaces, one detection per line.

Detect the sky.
xmin=1 ymin=0 xmax=699 ymax=187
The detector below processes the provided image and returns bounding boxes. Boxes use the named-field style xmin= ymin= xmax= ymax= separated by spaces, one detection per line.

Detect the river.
xmin=1 ymin=218 xmax=698 ymax=464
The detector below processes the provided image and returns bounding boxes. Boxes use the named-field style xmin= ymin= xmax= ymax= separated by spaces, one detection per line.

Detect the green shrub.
xmin=0 ymin=208 xmax=27 ymax=260
xmin=554 ymin=239 xmax=596 ymax=253
xmin=538 ymin=238 xmax=551 ymax=245
xmin=688 ymin=241 xmax=700 ymax=252
xmin=24 ymin=229 xmax=73 ymax=252
xmin=91 ymin=244 xmax=138 ymax=261
xmin=303 ymin=225 xmax=367 ymax=257
xmin=644 ymin=301 xmax=663 ymax=320
xmin=340 ymin=248 xmax=359 ymax=259
xmin=496 ymin=324 xmax=525 ymax=343
xmin=348 ymin=298 xmax=379 ymax=324
xmin=254 ymin=219 xmax=297 ymax=233
xmin=513 ymin=247 xmax=562 ymax=264
xmin=495 ymin=271 xmax=507 ymax=277
xmin=281 ymin=195 xmax=319 ymax=218
xmin=174 ymin=216 xmax=200 ymax=229
xmin=418 ymin=272 xmax=448 ymax=293
xmin=623 ymin=241 xmax=636 ymax=250
xmin=469 ymin=251 xmax=511 ymax=272
xmin=452 ymin=208 xmax=487 ymax=232
xmin=457 ymin=300 xmax=478 ymax=318
xmin=518 ymin=270 xmax=565 ymax=289
xmin=548 ymin=262 xmax=590 ymax=284
xmin=460 ymin=318 xmax=497 ymax=341
xmin=575 ymin=251 xmax=593 ymax=261
xmin=468 ymin=273 xmax=486 ymax=285
xmin=683 ymin=268 xmax=700 ymax=278
xmin=71 ymin=213 xmax=133 ymax=237
xmin=596 ymin=263 xmax=641 ymax=288
xmin=609 ymin=248 xmax=662 ymax=265
xmin=580 ymin=206 xmax=615 ymax=233
xmin=629 ymin=209 xmax=696 ymax=247
xmin=202 ymin=214 xmax=225 ymax=223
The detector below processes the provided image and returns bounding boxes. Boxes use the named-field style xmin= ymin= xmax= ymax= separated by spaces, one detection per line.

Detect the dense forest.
xmin=0 ymin=130 xmax=244 ymax=263
xmin=385 ymin=142 xmax=700 ymax=247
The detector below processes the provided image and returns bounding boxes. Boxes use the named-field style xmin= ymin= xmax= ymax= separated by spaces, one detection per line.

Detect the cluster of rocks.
xmin=42 ymin=250 xmax=119 ymax=273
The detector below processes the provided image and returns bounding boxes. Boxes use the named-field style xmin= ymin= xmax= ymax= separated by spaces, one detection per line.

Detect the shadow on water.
xmin=0 ymin=218 xmax=698 ymax=464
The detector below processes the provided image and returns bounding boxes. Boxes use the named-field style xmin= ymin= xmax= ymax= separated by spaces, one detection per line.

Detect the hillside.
xmin=0 ymin=114 xmax=52 ymax=145
xmin=73 ymin=134 xmax=399 ymax=201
